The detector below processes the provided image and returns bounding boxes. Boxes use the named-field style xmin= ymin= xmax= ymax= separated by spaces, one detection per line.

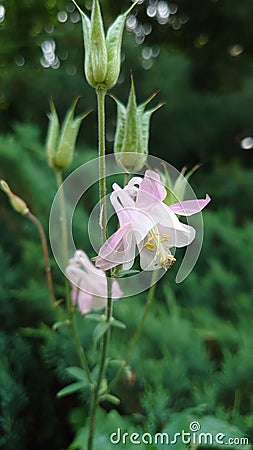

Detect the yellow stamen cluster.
xmin=142 ymin=227 xmax=176 ymax=270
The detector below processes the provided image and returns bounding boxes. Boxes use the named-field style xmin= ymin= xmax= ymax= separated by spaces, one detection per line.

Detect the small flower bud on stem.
xmin=0 ymin=179 xmax=57 ymax=307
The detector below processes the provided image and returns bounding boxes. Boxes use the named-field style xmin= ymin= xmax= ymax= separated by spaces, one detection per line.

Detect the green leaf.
xmin=101 ymin=394 xmax=120 ymax=406
xmin=116 ymin=269 xmax=140 ymax=278
xmin=93 ymin=322 xmax=110 ymax=345
xmin=52 ymin=320 xmax=69 ymax=331
xmin=57 ymin=381 xmax=87 ymax=398
xmin=65 ymin=366 xmax=88 ymax=382
xmin=67 ymin=408 xmax=147 ymax=450
xmin=86 ymin=313 xmax=103 ymax=323
xmin=110 ymin=319 xmax=126 ymax=330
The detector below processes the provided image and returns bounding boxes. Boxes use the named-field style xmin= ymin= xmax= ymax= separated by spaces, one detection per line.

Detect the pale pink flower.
xmin=66 ymin=250 xmax=122 ymax=315
xmin=95 ymin=170 xmax=210 ymax=271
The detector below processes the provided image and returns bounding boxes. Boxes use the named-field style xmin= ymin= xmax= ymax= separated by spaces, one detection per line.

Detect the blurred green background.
xmin=1 ymin=1 xmax=253 ymax=449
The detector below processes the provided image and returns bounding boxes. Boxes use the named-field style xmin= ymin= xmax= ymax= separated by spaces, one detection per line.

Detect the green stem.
xmin=127 ymin=271 xmax=158 ymax=360
xmin=124 ymin=172 xmax=130 ymax=187
xmin=87 ymin=88 xmax=112 ymax=450
xmin=109 ymin=270 xmax=158 ymax=391
xmin=55 ymin=170 xmax=69 ymax=270
xmin=55 ymin=169 xmax=72 ymax=315
xmin=55 ymin=169 xmax=92 ymax=384
xmin=97 ymin=88 xmax=107 ymax=243
xmin=27 ymin=211 xmax=57 ymax=307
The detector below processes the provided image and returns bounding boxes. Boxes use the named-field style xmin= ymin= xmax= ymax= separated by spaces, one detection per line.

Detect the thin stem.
xmin=87 ymin=87 xmax=112 ymax=450
xmin=55 ymin=170 xmax=69 ymax=270
xmin=124 ymin=172 xmax=130 ymax=187
xmin=27 ymin=211 xmax=57 ymax=307
xmin=54 ymin=169 xmax=92 ymax=384
xmin=55 ymin=169 xmax=72 ymax=316
xmin=97 ymin=88 xmax=107 ymax=243
xmin=71 ymin=318 xmax=92 ymax=383
xmin=109 ymin=270 xmax=158 ymax=391
xmin=127 ymin=271 xmax=158 ymax=360
xmin=87 ymin=279 xmax=112 ymax=450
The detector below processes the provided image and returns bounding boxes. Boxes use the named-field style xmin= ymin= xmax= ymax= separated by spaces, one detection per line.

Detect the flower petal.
xmin=111 ymin=187 xmax=156 ymax=242
xmin=158 ymin=223 xmax=196 ymax=248
xmin=121 ymin=230 xmax=136 ymax=271
xmin=138 ymin=243 xmax=160 ymax=271
xmin=111 ymin=183 xmax=136 ymax=227
xmin=112 ymin=280 xmax=123 ymax=299
xmin=169 ymin=194 xmax=211 ymax=216
xmin=136 ymin=170 xmax=167 ymax=208
xmin=77 ymin=291 xmax=94 ymax=315
xmin=95 ymin=224 xmax=132 ymax=270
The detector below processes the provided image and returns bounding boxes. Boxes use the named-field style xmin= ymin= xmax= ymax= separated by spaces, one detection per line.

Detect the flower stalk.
xmin=0 ymin=180 xmax=57 ymax=307
xmin=87 ymin=87 xmax=113 ymax=450
xmin=54 ymin=169 xmax=92 ymax=384
xmin=27 ymin=211 xmax=57 ymax=307
xmin=109 ymin=270 xmax=158 ymax=392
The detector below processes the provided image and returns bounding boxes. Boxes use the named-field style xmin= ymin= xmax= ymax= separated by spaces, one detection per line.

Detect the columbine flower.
xmin=95 ymin=170 xmax=210 ymax=271
xmin=66 ymin=250 xmax=122 ymax=315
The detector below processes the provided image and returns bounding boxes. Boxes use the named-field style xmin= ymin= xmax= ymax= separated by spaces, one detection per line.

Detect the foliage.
xmin=1 ymin=1 xmax=253 ymax=169
xmin=1 ymin=1 xmax=253 ymax=449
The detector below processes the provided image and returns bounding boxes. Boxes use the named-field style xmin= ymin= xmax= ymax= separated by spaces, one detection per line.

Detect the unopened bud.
xmin=74 ymin=0 xmax=139 ymax=89
xmin=90 ymin=0 xmax=107 ymax=83
xmin=114 ymin=76 xmax=163 ymax=172
xmin=46 ymin=98 xmax=91 ymax=170
xmin=0 ymin=180 xmax=29 ymax=215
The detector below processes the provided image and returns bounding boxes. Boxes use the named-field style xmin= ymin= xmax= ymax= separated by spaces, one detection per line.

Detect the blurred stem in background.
xmin=54 ymin=168 xmax=92 ymax=384
xmin=0 ymin=179 xmax=58 ymax=309
xmin=109 ymin=270 xmax=158 ymax=391
xmin=27 ymin=211 xmax=57 ymax=308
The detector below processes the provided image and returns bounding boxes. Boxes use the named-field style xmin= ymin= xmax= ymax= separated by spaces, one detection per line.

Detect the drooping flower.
xmin=66 ymin=250 xmax=122 ymax=315
xmin=95 ymin=170 xmax=210 ymax=271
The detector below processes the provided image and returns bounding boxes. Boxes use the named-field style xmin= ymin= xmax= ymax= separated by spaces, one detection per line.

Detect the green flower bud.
xmin=113 ymin=76 xmax=163 ymax=172
xmin=46 ymin=99 xmax=91 ymax=170
xmin=73 ymin=0 xmax=139 ymax=89
xmin=46 ymin=99 xmax=60 ymax=168
xmin=0 ymin=180 xmax=29 ymax=215
xmin=160 ymin=164 xmax=201 ymax=205
xmin=90 ymin=0 xmax=107 ymax=84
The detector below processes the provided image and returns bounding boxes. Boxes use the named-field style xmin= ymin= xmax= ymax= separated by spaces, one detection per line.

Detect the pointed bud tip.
xmin=0 ymin=180 xmax=11 ymax=194
xmin=126 ymin=0 xmax=141 ymax=16
xmin=71 ymin=0 xmax=84 ymax=15
xmin=0 ymin=180 xmax=29 ymax=215
xmin=78 ymin=108 xmax=93 ymax=121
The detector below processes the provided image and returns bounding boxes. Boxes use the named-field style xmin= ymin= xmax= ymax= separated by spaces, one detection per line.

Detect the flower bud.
xmin=113 ymin=76 xmax=163 ymax=172
xmin=90 ymin=0 xmax=107 ymax=84
xmin=73 ymin=0 xmax=139 ymax=89
xmin=46 ymin=99 xmax=91 ymax=170
xmin=0 ymin=180 xmax=29 ymax=215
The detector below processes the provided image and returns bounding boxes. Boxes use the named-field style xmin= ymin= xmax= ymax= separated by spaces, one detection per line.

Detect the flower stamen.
xmin=142 ymin=227 xmax=176 ymax=270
